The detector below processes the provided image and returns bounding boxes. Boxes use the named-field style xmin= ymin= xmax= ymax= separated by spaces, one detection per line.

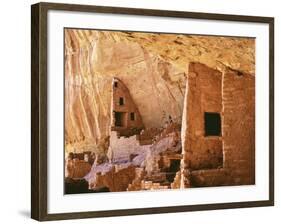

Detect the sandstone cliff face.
xmin=64 ymin=29 xmax=255 ymax=153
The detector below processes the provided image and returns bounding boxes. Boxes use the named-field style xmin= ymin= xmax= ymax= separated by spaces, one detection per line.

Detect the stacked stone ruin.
xmin=181 ymin=62 xmax=255 ymax=187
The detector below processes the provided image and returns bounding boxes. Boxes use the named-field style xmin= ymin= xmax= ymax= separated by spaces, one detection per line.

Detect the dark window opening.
xmin=114 ymin=81 xmax=118 ymax=87
xmin=115 ymin=112 xmax=126 ymax=127
xmin=119 ymin=97 xmax=124 ymax=106
xmin=204 ymin=112 xmax=221 ymax=136
xmin=130 ymin=112 xmax=135 ymax=121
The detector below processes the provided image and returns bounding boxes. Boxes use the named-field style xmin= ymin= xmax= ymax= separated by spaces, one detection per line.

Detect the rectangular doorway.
xmin=114 ymin=112 xmax=126 ymax=127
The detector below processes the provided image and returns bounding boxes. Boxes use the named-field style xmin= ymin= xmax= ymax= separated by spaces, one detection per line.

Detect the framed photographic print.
xmin=31 ymin=2 xmax=274 ymax=221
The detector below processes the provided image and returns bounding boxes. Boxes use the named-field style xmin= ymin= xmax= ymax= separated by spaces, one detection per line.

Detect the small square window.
xmin=130 ymin=112 xmax=135 ymax=121
xmin=119 ymin=97 xmax=124 ymax=105
xmin=204 ymin=112 xmax=221 ymax=136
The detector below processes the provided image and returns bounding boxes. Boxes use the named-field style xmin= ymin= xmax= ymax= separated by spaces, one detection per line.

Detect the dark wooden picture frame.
xmin=31 ymin=2 xmax=274 ymax=221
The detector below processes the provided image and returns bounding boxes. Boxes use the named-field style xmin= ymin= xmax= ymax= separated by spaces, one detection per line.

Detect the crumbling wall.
xmin=182 ymin=62 xmax=223 ymax=170
xmin=222 ymin=70 xmax=255 ymax=185
xmin=109 ymin=131 xmax=150 ymax=161
xmin=89 ymin=164 xmax=136 ymax=192
xmin=145 ymin=127 xmax=181 ymax=174
xmin=138 ymin=127 xmax=161 ymax=145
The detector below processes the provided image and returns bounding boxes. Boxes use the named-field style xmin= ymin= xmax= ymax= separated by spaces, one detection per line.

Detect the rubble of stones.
xmin=65 ymin=122 xmax=182 ymax=193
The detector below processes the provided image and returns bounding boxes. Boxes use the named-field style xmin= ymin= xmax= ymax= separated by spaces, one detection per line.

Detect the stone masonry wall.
xmin=184 ymin=69 xmax=255 ymax=187
xmin=111 ymin=78 xmax=144 ymax=135
xmin=222 ymin=70 xmax=255 ymax=185
xmin=182 ymin=62 xmax=223 ymax=170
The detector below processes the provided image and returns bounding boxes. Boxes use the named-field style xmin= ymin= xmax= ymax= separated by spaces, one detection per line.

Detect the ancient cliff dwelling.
xmin=64 ymin=29 xmax=255 ymax=194
xmin=111 ymin=77 xmax=144 ymax=137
